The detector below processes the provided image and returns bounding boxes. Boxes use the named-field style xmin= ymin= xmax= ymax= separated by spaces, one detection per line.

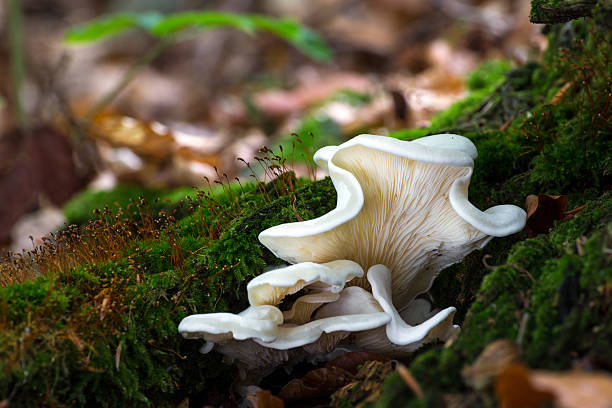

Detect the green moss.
xmin=0 ymin=174 xmax=339 ymax=406
xmin=427 ymin=61 xmax=514 ymax=133
xmin=530 ymin=0 xmax=597 ymax=23
xmin=63 ymin=184 xmax=195 ymax=225
xmin=374 ymin=191 xmax=612 ymax=406
xmin=371 ymin=18 xmax=611 ymax=404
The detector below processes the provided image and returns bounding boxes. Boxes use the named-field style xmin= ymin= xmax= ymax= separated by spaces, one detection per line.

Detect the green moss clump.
xmin=0 ymin=174 xmax=337 ymax=406
xmin=530 ymin=0 xmax=598 ymax=23
xmin=370 ymin=192 xmax=612 ymax=407
xmin=369 ymin=16 xmax=611 ymax=407
xmin=428 ymin=60 xmax=514 ymax=132
xmin=63 ymin=184 xmax=194 ymax=225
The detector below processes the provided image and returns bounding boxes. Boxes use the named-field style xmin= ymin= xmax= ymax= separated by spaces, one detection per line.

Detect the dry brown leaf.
xmin=246 ymin=390 xmax=284 ymax=408
xmin=0 ymin=125 xmax=88 ymax=246
xmin=530 ymin=370 xmax=612 ymax=408
xmin=331 ymin=360 xmax=395 ymax=407
xmin=322 ymin=350 xmax=390 ymax=375
xmin=524 ymin=194 xmax=587 ymax=238
xmin=462 ymin=339 xmax=522 ymax=390
xmin=92 ymin=115 xmax=175 ymax=161
xmin=494 ymin=363 xmax=554 ymax=408
xmin=278 ymin=366 xmax=354 ymax=403
xmin=496 ymin=363 xmax=612 ymax=408
xmin=551 ymin=82 xmax=573 ymax=105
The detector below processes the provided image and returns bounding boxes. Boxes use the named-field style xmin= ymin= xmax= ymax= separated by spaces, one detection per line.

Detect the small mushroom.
xmin=178 ymin=263 xmax=389 ymax=370
xmin=179 ymin=305 xmax=284 ymax=343
xmin=247 ymin=260 xmax=364 ymax=306
xmin=283 ymin=291 xmax=341 ymax=325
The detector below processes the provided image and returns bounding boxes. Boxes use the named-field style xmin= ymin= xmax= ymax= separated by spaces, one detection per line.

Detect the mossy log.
xmin=530 ymin=0 xmax=597 ymax=23
xmin=530 ymin=0 xmax=612 ymax=25
xmin=337 ymin=16 xmax=612 ymax=408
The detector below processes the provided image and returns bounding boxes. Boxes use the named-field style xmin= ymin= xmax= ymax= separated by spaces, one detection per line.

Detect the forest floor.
xmin=0 ymin=1 xmax=611 ymax=407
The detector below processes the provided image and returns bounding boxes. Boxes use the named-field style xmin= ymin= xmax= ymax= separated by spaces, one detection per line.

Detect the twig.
xmin=7 ymin=0 xmax=27 ymax=128
xmin=516 ymin=313 xmax=530 ymax=346
xmin=83 ymin=37 xmax=173 ymax=124
xmin=395 ymin=362 xmax=425 ymax=398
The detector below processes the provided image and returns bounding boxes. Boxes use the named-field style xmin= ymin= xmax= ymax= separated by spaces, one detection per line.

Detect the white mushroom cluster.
xmin=179 ymin=134 xmax=526 ymax=372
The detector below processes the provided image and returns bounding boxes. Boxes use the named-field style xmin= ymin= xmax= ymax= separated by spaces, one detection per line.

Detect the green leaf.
xmin=150 ymin=11 xmax=256 ymax=36
xmin=64 ymin=10 xmax=332 ymax=61
xmin=65 ymin=12 xmax=163 ymax=43
xmin=249 ymin=15 xmax=332 ymax=62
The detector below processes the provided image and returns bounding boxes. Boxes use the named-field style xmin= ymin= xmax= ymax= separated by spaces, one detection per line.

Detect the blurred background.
xmin=0 ymin=0 xmax=545 ymax=251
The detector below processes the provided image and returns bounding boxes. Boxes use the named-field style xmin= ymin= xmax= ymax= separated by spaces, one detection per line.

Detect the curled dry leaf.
xmin=530 ymin=370 xmax=612 ymax=408
xmin=525 ymin=194 xmax=585 ymax=238
xmin=496 ymin=363 xmax=612 ymax=408
xmin=278 ymin=366 xmax=354 ymax=403
xmin=322 ymin=350 xmax=390 ymax=375
xmin=462 ymin=339 xmax=522 ymax=390
xmin=91 ymin=115 xmax=175 ymax=161
xmin=494 ymin=364 xmax=554 ymax=408
xmin=247 ymin=390 xmax=284 ymax=408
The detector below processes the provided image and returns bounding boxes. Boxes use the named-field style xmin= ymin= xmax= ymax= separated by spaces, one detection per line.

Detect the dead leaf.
xmin=322 ymin=350 xmax=390 ymax=374
xmin=496 ymin=363 xmax=612 ymax=408
xmin=331 ymin=360 xmax=394 ymax=407
xmin=246 ymin=390 xmax=284 ymax=408
xmin=525 ymin=194 xmax=585 ymax=238
xmin=462 ymin=339 xmax=523 ymax=390
xmin=494 ymin=364 xmax=554 ymax=408
xmin=252 ymin=72 xmax=371 ymax=118
xmin=530 ymin=370 xmax=612 ymax=408
xmin=0 ymin=125 xmax=89 ymax=246
xmin=91 ymin=115 xmax=174 ymax=161
xmin=115 ymin=342 xmax=122 ymax=370
xmin=551 ymin=82 xmax=572 ymax=105
xmin=278 ymin=366 xmax=354 ymax=403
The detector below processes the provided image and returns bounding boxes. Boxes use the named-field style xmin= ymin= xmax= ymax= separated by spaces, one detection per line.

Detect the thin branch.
xmin=7 ymin=0 xmax=27 ymax=128
xmin=83 ymin=36 xmax=173 ymax=124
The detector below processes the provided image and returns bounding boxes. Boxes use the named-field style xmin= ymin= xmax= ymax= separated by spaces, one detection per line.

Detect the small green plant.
xmin=64 ymin=10 xmax=332 ymax=124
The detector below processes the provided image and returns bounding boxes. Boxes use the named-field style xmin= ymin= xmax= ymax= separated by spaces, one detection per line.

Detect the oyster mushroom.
xmin=178 ymin=261 xmax=389 ymax=369
xmin=259 ymin=134 xmax=526 ymax=311
xmin=179 ymin=133 xmax=526 ymax=371
xmin=247 ymin=260 xmax=363 ymax=306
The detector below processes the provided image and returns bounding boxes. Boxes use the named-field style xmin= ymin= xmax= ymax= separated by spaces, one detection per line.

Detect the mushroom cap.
xmin=178 ymin=268 xmax=391 ymax=355
xmin=247 ymin=260 xmax=363 ymax=306
xmin=254 ymin=312 xmax=390 ymax=350
xmin=313 ymin=286 xmax=383 ymax=319
xmin=282 ymin=291 xmax=341 ymax=324
xmin=353 ymin=264 xmax=459 ymax=357
xmin=259 ymin=134 xmax=526 ymax=309
xmin=178 ymin=305 xmax=283 ymax=343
